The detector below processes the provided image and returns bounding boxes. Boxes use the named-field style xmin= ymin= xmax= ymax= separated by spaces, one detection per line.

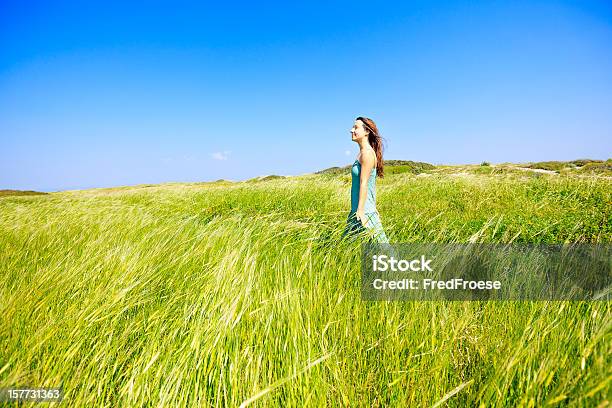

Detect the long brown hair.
xmin=356 ymin=116 xmax=385 ymax=178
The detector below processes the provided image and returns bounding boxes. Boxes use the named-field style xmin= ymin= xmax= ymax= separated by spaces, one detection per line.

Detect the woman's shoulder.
xmin=358 ymin=148 xmax=376 ymax=160
xmin=362 ymin=148 xmax=376 ymax=166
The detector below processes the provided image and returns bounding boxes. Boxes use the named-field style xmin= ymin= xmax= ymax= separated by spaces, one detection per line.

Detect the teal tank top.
xmin=350 ymin=158 xmax=377 ymax=213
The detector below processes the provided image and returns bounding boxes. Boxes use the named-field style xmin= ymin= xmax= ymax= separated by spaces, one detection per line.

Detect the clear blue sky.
xmin=1 ymin=0 xmax=611 ymax=192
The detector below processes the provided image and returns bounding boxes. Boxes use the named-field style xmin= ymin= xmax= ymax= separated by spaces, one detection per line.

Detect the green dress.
xmin=343 ymin=158 xmax=389 ymax=243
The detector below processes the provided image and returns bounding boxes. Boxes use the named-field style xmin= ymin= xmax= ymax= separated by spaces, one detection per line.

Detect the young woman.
xmin=343 ymin=116 xmax=389 ymax=243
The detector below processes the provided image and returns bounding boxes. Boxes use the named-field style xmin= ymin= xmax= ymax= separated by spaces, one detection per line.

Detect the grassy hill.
xmin=0 ymin=161 xmax=610 ymax=406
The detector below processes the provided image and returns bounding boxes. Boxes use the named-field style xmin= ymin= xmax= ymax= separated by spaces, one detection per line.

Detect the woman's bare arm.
xmin=356 ymin=149 xmax=376 ymax=225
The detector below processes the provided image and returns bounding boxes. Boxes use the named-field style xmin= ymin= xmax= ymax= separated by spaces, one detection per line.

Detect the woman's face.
xmin=350 ymin=120 xmax=368 ymax=142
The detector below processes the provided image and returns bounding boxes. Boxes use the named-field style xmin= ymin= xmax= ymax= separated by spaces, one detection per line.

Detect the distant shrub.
xmin=246 ymin=175 xmax=286 ymax=183
xmin=260 ymin=175 xmax=285 ymax=181
xmin=528 ymin=159 xmax=609 ymax=172
xmin=526 ymin=161 xmax=567 ymax=172
xmin=481 ymin=161 xmax=490 ymax=166
xmin=570 ymin=159 xmax=603 ymax=167
xmin=0 ymin=189 xmax=48 ymax=197
xmin=385 ymin=165 xmax=414 ymax=175
xmin=317 ymin=160 xmax=435 ymax=176
xmin=578 ymin=162 xmax=612 ymax=175
xmin=383 ymin=160 xmax=436 ymax=172
xmin=315 ymin=166 xmax=343 ymax=175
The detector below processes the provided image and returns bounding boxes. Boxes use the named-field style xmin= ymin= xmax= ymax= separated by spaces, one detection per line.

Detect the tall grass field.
xmin=1 ymin=163 xmax=610 ymax=406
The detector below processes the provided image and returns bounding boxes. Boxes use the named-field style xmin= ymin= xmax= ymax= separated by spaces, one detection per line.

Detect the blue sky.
xmin=1 ymin=0 xmax=611 ymax=192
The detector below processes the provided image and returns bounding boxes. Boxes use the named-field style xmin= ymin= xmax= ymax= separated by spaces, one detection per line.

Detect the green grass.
xmin=0 ymin=169 xmax=610 ymax=406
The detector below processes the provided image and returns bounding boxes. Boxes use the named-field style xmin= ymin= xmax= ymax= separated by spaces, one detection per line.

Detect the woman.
xmin=343 ymin=116 xmax=389 ymax=243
